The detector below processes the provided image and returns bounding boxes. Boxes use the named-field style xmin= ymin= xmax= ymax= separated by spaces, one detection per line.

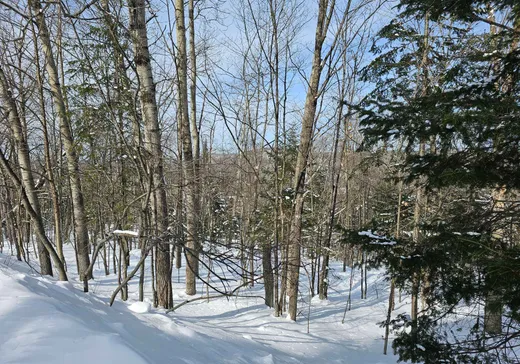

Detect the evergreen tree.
xmin=356 ymin=1 xmax=520 ymax=362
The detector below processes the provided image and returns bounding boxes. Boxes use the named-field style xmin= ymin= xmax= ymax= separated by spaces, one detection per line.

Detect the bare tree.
xmin=287 ymin=0 xmax=345 ymax=321
xmin=28 ymin=0 xmax=91 ymax=282
xmin=0 ymin=65 xmax=52 ymax=276
xmin=128 ymin=0 xmax=172 ymax=308
xmin=175 ymin=0 xmax=201 ymax=296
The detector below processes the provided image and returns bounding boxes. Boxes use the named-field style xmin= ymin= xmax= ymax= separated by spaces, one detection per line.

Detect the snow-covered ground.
xmin=0 ymin=246 xmax=408 ymax=363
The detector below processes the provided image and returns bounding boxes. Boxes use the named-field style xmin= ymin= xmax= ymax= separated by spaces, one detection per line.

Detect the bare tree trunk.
xmin=383 ymin=175 xmax=403 ymax=353
xmin=411 ymin=12 xmax=431 ymax=324
xmin=319 ymin=100 xmax=345 ymax=300
xmin=0 ymin=199 xmax=4 ymax=254
xmin=175 ymin=0 xmax=201 ymax=296
xmin=0 ymin=148 xmax=67 ymax=280
xmin=360 ymin=250 xmax=365 ymax=299
xmin=188 ymin=0 xmax=199 ymax=162
xmin=481 ymin=10 xmax=512 ymax=336
xmin=484 ymin=292 xmax=502 ymax=334
xmin=411 ymin=143 xmax=424 ymax=324
xmin=287 ymin=0 xmax=335 ymax=320
xmin=121 ymin=238 xmax=129 ymax=301
xmin=0 ymin=66 xmax=52 ymax=276
xmin=1 ymin=184 xmax=22 ymax=261
xmin=29 ymin=0 xmax=90 ymax=281
xmin=383 ymin=279 xmax=395 ymax=354
xmin=411 ymin=165 xmax=423 ymax=322
xmin=30 ymin=24 xmax=66 ymax=268
xmin=175 ymin=113 xmax=184 ymax=274
xmin=128 ymin=0 xmax=171 ymax=308
xmin=484 ymin=187 xmax=506 ymax=334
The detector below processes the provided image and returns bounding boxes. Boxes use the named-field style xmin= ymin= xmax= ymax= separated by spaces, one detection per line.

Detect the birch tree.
xmin=28 ymin=0 xmax=91 ymax=282
xmin=0 ymin=65 xmax=52 ymax=276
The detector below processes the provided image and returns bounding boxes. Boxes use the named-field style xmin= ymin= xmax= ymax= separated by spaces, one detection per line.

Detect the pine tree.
xmin=357 ymin=1 xmax=520 ymax=361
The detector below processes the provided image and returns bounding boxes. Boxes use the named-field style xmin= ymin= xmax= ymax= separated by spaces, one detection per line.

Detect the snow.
xmin=128 ymin=301 xmax=151 ymax=313
xmin=400 ymin=255 xmax=421 ymax=260
xmin=483 ymin=50 xmax=499 ymax=57
xmin=113 ymin=229 xmax=139 ymax=237
xmin=0 ymin=245 xmax=406 ymax=364
xmin=0 ymin=263 xmax=147 ymax=364
xmin=359 ymin=230 xmax=397 ymax=245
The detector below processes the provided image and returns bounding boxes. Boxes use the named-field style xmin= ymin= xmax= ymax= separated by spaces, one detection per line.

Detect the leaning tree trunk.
xmin=128 ymin=0 xmax=171 ymax=308
xmin=0 ymin=149 xmax=67 ymax=280
xmin=30 ymin=21 xmax=66 ymax=267
xmin=0 ymin=66 xmax=52 ymax=276
xmin=287 ymin=0 xmax=333 ymax=321
xmin=29 ymin=0 xmax=90 ymax=281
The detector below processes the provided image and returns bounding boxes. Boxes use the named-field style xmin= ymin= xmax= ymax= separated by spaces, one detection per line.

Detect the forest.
xmin=0 ymin=0 xmax=519 ymax=363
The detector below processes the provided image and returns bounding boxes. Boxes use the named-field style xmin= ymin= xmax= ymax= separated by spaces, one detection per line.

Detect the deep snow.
xmin=0 ymin=246 xmax=407 ymax=364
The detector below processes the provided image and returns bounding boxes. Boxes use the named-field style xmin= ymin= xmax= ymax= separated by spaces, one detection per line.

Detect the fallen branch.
xmin=85 ymin=234 xmax=114 ymax=282
xmin=109 ymin=246 xmax=151 ymax=306
xmin=166 ymin=278 xmax=266 ymax=313
xmin=166 ymin=293 xmax=267 ymax=313
xmin=109 ymin=230 xmax=174 ymax=306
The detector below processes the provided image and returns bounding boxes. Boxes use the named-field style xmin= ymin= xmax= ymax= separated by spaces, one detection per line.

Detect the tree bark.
xmin=0 ymin=148 xmax=67 ymax=280
xmin=128 ymin=0 xmax=171 ymax=308
xmin=175 ymin=0 xmax=201 ymax=296
xmin=484 ymin=187 xmax=506 ymax=334
xmin=287 ymin=0 xmax=333 ymax=321
xmin=0 ymin=66 xmax=53 ymax=276
xmin=31 ymin=23 xmax=66 ymax=268
xmin=29 ymin=0 xmax=90 ymax=280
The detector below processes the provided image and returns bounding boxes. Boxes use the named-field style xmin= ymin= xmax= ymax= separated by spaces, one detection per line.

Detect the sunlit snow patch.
xmin=128 ymin=301 xmax=151 ymax=313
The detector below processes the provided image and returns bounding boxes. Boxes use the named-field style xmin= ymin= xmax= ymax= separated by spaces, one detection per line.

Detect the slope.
xmin=0 ymin=249 xmax=404 ymax=364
